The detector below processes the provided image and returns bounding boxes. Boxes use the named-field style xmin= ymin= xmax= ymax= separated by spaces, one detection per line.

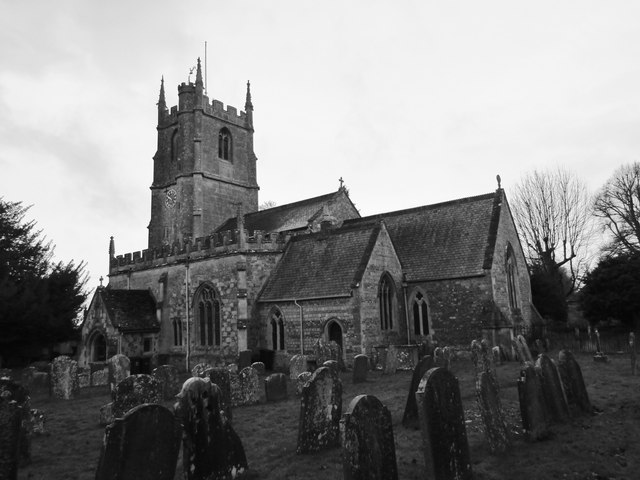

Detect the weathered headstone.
xmin=251 ymin=361 xmax=266 ymax=375
xmin=289 ymin=354 xmax=308 ymax=380
xmin=630 ymin=332 xmax=637 ymax=375
xmin=433 ymin=347 xmax=444 ymax=368
xmin=535 ymin=354 xmax=570 ymax=424
xmin=492 ymin=346 xmax=502 ymax=366
xmin=517 ymin=364 xmax=550 ymax=441
xmin=265 ymin=373 xmax=288 ymax=402
xmin=50 ymin=356 xmax=79 ymax=400
xmin=328 ymin=340 xmax=346 ymax=371
xmin=296 ymin=372 xmax=312 ymax=396
xmin=207 ymin=368 xmax=233 ymax=421
xmin=352 ymin=354 xmax=369 ymax=384
xmin=92 ymin=368 xmax=108 ymax=387
xmin=0 ymin=400 xmax=21 ymax=480
xmin=383 ymin=345 xmax=398 ymax=375
xmin=297 ymin=366 xmax=342 ymax=453
xmin=0 ymin=379 xmax=31 ymax=465
xmin=238 ymin=350 xmax=253 ymax=370
xmin=107 ymin=354 xmax=131 ymax=395
xmin=232 ymin=367 xmax=260 ymax=406
xmin=78 ymin=368 xmax=91 ymax=389
xmin=557 ymin=350 xmax=592 ymax=415
xmin=516 ymin=335 xmax=534 ymax=363
xmin=112 ymin=374 xmax=163 ymax=418
xmin=174 ymin=377 xmax=248 ymax=480
xmin=593 ymin=328 xmax=609 ymax=362
xmin=476 ymin=371 xmax=510 ymax=454
xmin=99 ymin=402 xmax=114 ymax=426
xmin=191 ymin=362 xmax=212 ymax=378
xmin=340 ymin=395 xmax=398 ymax=480
xmin=401 ymin=355 xmax=434 ymax=430
xmin=323 ymin=360 xmax=339 ymax=375
xmin=95 ymin=404 xmax=181 ymax=480
xmin=314 ymin=340 xmax=334 ymax=366
xmin=152 ymin=364 xmax=182 ymax=401
xmin=415 ymin=367 xmax=473 ymax=480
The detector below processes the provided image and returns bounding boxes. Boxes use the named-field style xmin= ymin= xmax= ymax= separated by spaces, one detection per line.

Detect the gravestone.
xmin=296 ymin=372 xmax=312 ymax=396
xmin=232 ymin=367 xmax=260 ymax=406
xmin=191 ymin=362 xmax=212 ymax=378
xmin=323 ymin=360 xmax=339 ymax=375
xmin=383 ymin=346 xmax=398 ymax=375
xmin=95 ymin=404 xmax=181 ymax=480
xmin=401 ymin=355 xmax=434 ymax=430
xmin=99 ymin=402 xmax=114 ymax=426
xmin=471 ymin=340 xmax=498 ymax=390
xmin=328 ymin=341 xmax=346 ymax=371
xmin=535 ymin=354 xmax=570 ymax=424
xmin=0 ymin=400 xmax=21 ymax=480
xmin=476 ymin=371 xmax=510 ymax=454
xmin=238 ymin=350 xmax=253 ymax=370
xmin=314 ymin=341 xmax=333 ymax=366
xmin=78 ymin=368 xmax=91 ymax=388
xmin=112 ymin=374 xmax=163 ymax=418
xmin=265 ymin=373 xmax=288 ymax=402
xmin=50 ymin=356 xmax=79 ymax=400
xmin=92 ymin=368 xmax=108 ymax=387
xmin=207 ymin=368 xmax=233 ymax=421
xmin=516 ymin=335 xmax=534 ymax=363
xmin=340 ymin=395 xmax=398 ymax=480
xmin=289 ymin=354 xmax=308 ymax=380
xmin=517 ymin=364 xmax=550 ymax=441
xmin=107 ymin=354 xmax=131 ymax=395
xmin=174 ymin=377 xmax=248 ymax=479
xmin=297 ymin=366 xmax=342 ymax=453
xmin=251 ymin=362 xmax=266 ymax=375
xmin=492 ymin=346 xmax=502 ymax=366
xmin=352 ymin=354 xmax=369 ymax=384
xmin=593 ymin=328 xmax=608 ymax=362
xmin=0 ymin=379 xmax=31 ymax=465
xmin=152 ymin=364 xmax=182 ymax=400
xmin=557 ymin=350 xmax=592 ymax=415
xmin=415 ymin=367 xmax=473 ymax=480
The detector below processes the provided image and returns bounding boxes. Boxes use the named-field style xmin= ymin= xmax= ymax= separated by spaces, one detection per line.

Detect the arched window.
xmin=270 ymin=308 xmax=285 ymax=351
xmin=218 ymin=128 xmax=232 ymax=161
xmin=412 ymin=291 xmax=430 ymax=336
xmin=506 ymin=244 xmax=519 ymax=310
xmin=172 ymin=318 xmax=183 ymax=347
xmin=379 ymin=274 xmax=395 ymax=330
xmin=89 ymin=331 xmax=107 ymax=362
xmin=195 ymin=285 xmax=222 ymax=347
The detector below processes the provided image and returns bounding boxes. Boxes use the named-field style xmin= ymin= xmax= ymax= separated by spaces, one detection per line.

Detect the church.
xmin=79 ymin=59 xmax=537 ymax=373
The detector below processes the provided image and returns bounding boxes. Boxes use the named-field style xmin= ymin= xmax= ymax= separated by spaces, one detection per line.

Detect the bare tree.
xmin=593 ymin=162 xmax=640 ymax=256
xmin=509 ymin=168 xmax=594 ymax=295
xmin=259 ymin=200 xmax=277 ymax=211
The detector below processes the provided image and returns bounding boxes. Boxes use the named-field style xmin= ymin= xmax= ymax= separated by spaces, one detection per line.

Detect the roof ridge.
xmin=246 ymin=190 xmax=340 ymax=218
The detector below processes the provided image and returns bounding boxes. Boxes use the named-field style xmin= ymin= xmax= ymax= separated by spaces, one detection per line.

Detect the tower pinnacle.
xmin=245 ymin=80 xmax=253 ymax=128
xmin=157 ymin=77 xmax=167 ymax=122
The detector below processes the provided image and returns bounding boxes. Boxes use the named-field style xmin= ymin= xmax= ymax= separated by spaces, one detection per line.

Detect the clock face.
xmin=165 ymin=189 xmax=177 ymax=208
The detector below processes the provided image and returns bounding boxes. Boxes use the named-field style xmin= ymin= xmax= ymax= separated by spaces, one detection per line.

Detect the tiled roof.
xmin=344 ymin=191 xmax=502 ymax=282
xmin=100 ymin=289 xmax=159 ymax=333
xmin=215 ymin=190 xmax=357 ymax=233
xmin=259 ymin=223 xmax=381 ymax=301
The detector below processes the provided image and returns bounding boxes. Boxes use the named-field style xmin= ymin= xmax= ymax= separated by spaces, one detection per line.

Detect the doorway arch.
xmin=89 ymin=331 xmax=107 ymax=362
xmin=326 ymin=319 xmax=343 ymax=350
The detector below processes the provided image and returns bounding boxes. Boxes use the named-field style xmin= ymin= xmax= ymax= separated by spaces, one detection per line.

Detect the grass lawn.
xmin=16 ymin=351 xmax=640 ymax=479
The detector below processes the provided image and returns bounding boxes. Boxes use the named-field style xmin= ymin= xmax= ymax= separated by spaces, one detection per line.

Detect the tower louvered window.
xmin=218 ymin=128 xmax=232 ymax=161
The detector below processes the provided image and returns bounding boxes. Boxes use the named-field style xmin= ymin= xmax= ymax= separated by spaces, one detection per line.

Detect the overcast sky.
xmin=1 ymin=1 xmax=639 ymax=296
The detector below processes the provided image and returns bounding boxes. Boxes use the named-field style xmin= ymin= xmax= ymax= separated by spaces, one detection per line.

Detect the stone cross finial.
xmin=99 ymin=276 xmax=103 ymax=287
xmin=339 ymin=177 xmax=344 ymax=189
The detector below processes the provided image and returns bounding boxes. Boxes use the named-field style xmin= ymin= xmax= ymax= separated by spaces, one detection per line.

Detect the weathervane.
xmin=188 ymin=66 xmax=196 ymax=83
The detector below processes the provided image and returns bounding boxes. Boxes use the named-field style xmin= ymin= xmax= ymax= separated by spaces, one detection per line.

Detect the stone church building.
xmin=79 ymin=59 xmax=537 ymax=372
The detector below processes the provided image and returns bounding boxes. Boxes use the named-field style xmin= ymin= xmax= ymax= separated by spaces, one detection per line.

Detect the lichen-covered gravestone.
xmin=107 ymin=354 xmax=131 ymax=396
xmin=297 ymin=366 xmax=343 ymax=453
xmin=0 ymin=379 xmax=31 ymax=465
xmin=112 ymin=374 xmax=163 ymax=418
xmin=77 ymin=368 xmax=91 ymax=389
xmin=50 ymin=356 xmax=79 ymax=400
xmin=0 ymin=399 xmax=21 ymax=480
xmin=383 ymin=346 xmax=398 ymax=375
xmin=191 ymin=362 xmax=212 ymax=378
xmin=232 ymin=366 xmax=260 ymax=406
xmin=323 ymin=360 xmax=339 ymax=375
xmin=207 ymin=368 xmax=233 ymax=421
xmin=174 ymin=377 xmax=248 ymax=480
xmin=95 ymin=404 xmax=181 ymax=480
xmin=415 ymin=367 xmax=473 ymax=480
xmin=289 ymin=354 xmax=308 ymax=381
xmin=340 ymin=394 xmax=398 ymax=480
xmin=535 ymin=354 xmax=570 ymax=424
xmin=265 ymin=373 xmax=288 ymax=402
xmin=152 ymin=365 xmax=182 ymax=401
xmin=314 ymin=341 xmax=334 ymax=366
xmin=476 ymin=371 xmax=510 ymax=454
xmin=402 ymin=355 xmax=434 ymax=430
xmin=517 ymin=364 xmax=550 ymax=441
xmin=557 ymin=350 xmax=592 ymax=416
xmin=251 ymin=362 xmax=266 ymax=375
xmin=92 ymin=368 xmax=108 ymax=387
xmin=352 ymin=354 xmax=369 ymax=384
xmin=296 ymin=372 xmax=312 ymax=396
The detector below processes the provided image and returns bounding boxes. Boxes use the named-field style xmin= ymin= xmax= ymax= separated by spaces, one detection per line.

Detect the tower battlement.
xmin=110 ymin=229 xmax=289 ymax=274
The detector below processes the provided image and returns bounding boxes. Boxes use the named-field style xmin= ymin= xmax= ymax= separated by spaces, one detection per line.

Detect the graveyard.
xmin=4 ymin=348 xmax=640 ymax=480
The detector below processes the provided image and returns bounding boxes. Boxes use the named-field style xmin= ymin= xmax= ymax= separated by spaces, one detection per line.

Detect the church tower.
xmin=148 ymin=59 xmax=259 ymax=249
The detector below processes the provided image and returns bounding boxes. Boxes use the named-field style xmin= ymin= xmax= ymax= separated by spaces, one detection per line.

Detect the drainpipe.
xmin=294 ymin=299 xmax=304 ymax=355
xmin=402 ymin=274 xmax=410 ymax=344
xmin=185 ymin=257 xmax=191 ymax=372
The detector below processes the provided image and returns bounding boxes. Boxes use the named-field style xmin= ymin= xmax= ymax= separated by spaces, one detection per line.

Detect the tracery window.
xmin=270 ymin=308 xmax=285 ymax=351
xmin=218 ymin=127 xmax=232 ymax=161
xmin=195 ymin=285 xmax=221 ymax=346
xmin=379 ymin=274 xmax=395 ymax=330
xmin=412 ymin=291 xmax=430 ymax=336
